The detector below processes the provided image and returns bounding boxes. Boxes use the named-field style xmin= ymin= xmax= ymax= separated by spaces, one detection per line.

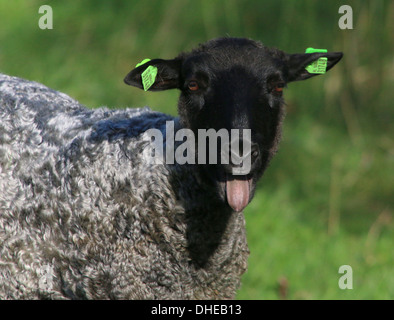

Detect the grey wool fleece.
xmin=0 ymin=74 xmax=249 ymax=299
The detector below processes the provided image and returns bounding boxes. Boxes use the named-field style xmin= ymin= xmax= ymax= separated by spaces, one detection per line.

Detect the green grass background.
xmin=0 ymin=0 xmax=392 ymax=299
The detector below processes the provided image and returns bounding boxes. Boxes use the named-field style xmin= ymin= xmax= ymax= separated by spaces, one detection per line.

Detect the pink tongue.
xmin=226 ymin=178 xmax=250 ymax=212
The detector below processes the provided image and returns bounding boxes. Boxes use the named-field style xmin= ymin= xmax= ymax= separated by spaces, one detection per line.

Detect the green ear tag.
xmin=135 ymin=58 xmax=158 ymax=91
xmin=305 ymin=48 xmax=328 ymax=74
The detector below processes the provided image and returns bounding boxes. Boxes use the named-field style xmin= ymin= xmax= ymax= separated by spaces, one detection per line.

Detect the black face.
xmin=124 ymin=37 xmax=343 ymax=212
xmin=176 ymin=47 xmax=286 ymax=211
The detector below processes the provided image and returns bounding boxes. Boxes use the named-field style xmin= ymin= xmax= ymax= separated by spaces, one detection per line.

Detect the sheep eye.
xmin=274 ymin=86 xmax=283 ymax=92
xmin=272 ymin=83 xmax=285 ymax=95
xmin=188 ymin=81 xmax=199 ymax=91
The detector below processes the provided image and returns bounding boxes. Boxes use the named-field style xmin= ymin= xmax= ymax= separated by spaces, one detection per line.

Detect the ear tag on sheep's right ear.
xmin=305 ymin=48 xmax=328 ymax=74
xmin=136 ymin=58 xmax=158 ymax=91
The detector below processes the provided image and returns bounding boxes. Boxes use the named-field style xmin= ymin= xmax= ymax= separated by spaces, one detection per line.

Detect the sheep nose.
xmin=221 ymin=139 xmax=259 ymax=175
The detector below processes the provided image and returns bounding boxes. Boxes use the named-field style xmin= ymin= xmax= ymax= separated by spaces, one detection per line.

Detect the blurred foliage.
xmin=0 ymin=0 xmax=392 ymax=299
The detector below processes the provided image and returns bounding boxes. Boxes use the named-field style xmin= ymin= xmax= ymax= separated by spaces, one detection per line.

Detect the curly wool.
xmin=0 ymin=74 xmax=249 ymax=299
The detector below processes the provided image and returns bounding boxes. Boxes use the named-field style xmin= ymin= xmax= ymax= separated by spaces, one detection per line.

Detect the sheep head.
xmin=124 ymin=38 xmax=342 ymax=212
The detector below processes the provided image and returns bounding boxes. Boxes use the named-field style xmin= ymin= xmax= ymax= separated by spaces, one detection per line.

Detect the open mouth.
xmin=224 ymin=173 xmax=253 ymax=213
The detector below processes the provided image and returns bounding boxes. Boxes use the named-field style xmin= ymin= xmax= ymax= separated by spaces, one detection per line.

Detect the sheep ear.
xmin=124 ymin=58 xmax=182 ymax=91
xmin=285 ymin=52 xmax=343 ymax=82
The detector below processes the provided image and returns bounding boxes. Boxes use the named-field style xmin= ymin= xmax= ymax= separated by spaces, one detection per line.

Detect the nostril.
xmin=220 ymin=139 xmax=260 ymax=168
xmin=251 ymin=144 xmax=259 ymax=159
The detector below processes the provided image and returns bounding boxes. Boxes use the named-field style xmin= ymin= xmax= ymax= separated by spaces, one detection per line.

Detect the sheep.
xmin=0 ymin=37 xmax=342 ymax=299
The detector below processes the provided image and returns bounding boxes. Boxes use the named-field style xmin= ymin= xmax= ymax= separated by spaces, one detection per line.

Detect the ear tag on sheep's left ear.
xmin=136 ymin=58 xmax=158 ymax=91
xmin=305 ymin=48 xmax=328 ymax=74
